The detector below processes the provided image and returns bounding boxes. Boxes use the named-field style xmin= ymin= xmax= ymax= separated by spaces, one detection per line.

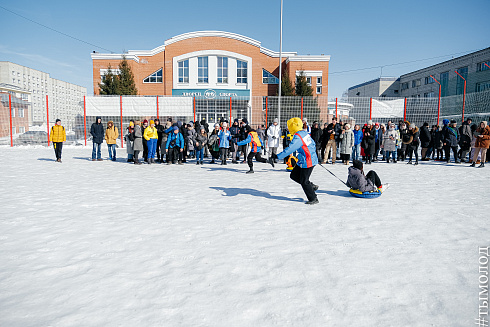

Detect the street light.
xmin=454 ymin=70 xmax=467 ymax=121
xmin=277 ymin=0 xmax=283 ymax=128
xmin=429 ymin=75 xmax=441 ymax=125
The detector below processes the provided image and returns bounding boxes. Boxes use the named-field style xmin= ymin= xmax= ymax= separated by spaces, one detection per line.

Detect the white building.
xmin=0 ymin=61 xmax=87 ymax=129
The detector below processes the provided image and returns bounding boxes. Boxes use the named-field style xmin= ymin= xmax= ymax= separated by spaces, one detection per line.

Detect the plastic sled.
xmin=349 ymin=188 xmax=382 ymax=199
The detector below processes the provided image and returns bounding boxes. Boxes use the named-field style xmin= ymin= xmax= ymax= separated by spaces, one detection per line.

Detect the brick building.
xmin=0 ymin=84 xmax=30 ymax=138
xmin=91 ymin=31 xmax=330 ymax=124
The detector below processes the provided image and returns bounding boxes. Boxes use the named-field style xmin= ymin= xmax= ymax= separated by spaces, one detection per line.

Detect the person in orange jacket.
xmin=105 ymin=121 xmax=119 ymax=161
xmin=50 ymin=119 xmax=66 ymax=163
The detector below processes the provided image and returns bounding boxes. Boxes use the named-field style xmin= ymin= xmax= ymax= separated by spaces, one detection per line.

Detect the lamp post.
xmin=429 ymin=75 xmax=441 ymax=125
xmin=454 ymin=70 xmax=467 ymax=121
xmin=277 ymin=0 xmax=283 ymax=127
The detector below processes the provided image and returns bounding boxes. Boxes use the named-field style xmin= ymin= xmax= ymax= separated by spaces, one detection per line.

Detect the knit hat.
xmin=442 ymin=119 xmax=449 ymax=125
xmin=150 ymin=120 xmax=155 ymax=125
xmin=450 ymin=119 xmax=457 ymax=124
xmin=273 ymin=118 xmax=279 ymax=124
xmin=173 ymin=126 xmax=179 ymax=131
xmin=409 ymin=123 xmax=415 ymax=129
xmin=353 ymin=160 xmax=363 ymax=170
xmin=143 ymin=119 xmax=148 ymax=124
xmin=214 ymin=123 xmax=220 ymax=128
xmin=242 ymin=118 xmax=248 ymax=125
xmin=200 ymin=126 xmax=205 ymax=131
xmin=423 ymin=122 xmax=429 ymax=127
xmin=367 ymin=120 xmax=373 ymax=125
xmin=55 ymin=119 xmax=61 ymax=123
xmin=375 ymin=122 xmax=380 ymax=126
xmin=188 ymin=122 xmax=194 ymax=127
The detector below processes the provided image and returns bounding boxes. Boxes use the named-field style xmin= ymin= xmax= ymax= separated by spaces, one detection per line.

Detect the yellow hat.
xmin=150 ymin=120 xmax=155 ymax=125
xmin=287 ymin=117 xmax=303 ymax=135
xmin=129 ymin=121 xmax=134 ymax=127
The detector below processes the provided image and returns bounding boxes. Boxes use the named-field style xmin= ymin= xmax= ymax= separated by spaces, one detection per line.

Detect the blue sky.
xmin=1 ymin=0 xmax=488 ymax=98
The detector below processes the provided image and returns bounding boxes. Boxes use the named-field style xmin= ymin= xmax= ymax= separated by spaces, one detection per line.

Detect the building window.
xmin=439 ymin=71 xmax=449 ymax=97
xmin=317 ymin=77 xmax=322 ymax=85
xmin=143 ymin=68 xmax=163 ymax=83
xmin=11 ymin=107 xmax=15 ymax=117
xmin=12 ymin=126 xmax=16 ymax=134
xmin=412 ymin=79 xmax=421 ymax=88
xmin=262 ymin=69 xmax=279 ymax=84
xmin=306 ymin=77 xmax=312 ymax=85
xmin=178 ymin=60 xmax=189 ymax=83
xmin=424 ymin=92 xmax=435 ymax=98
xmin=12 ymin=71 xmax=15 ymax=76
xmin=18 ymin=108 xmax=24 ymax=118
xmin=456 ymin=66 xmax=468 ymax=95
xmin=19 ymin=126 xmax=25 ymax=134
xmin=316 ymin=86 xmax=322 ymax=94
xmin=477 ymin=61 xmax=490 ymax=72
xmin=401 ymin=82 xmax=409 ymax=90
xmin=198 ymin=57 xmax=209 ymax=83
xmin=217 ymin=57 xmax=228 ymax=83
xmin=424 ymin=76 xmax=435 ymax=85
xmin=476 ymin=81 xmax=490 ymax=92
xmin=237 ymin=60 xmax=247 ymax=84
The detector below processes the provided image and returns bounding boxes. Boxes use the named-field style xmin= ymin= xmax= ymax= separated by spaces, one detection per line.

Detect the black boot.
xmin=470 ymin=162 xmax=476 ymax=167
xmin=479 ymin=162 xmax=485 ymax=168
xmin=246 ymin=168 xmax=254 ymax=174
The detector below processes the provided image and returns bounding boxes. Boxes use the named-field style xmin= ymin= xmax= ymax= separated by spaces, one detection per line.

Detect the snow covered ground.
xmin=1 ymin=146 xmax=488 ymax=326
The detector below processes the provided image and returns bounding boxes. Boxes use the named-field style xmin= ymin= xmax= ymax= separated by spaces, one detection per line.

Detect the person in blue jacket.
xmin=218 ymin=122 xmax=232 ymax=165
xmin=90 ymin=116 xmax=104 ymax=161
xmin=165 ymin=126 xmax=185 ymax=165
xmin=276 ymin=117 xmax=319 ymax=205
xmin=237 ymin=125 xmax=267 ymax=173
xmin=352 ymin=124 xmax=363 ymax=161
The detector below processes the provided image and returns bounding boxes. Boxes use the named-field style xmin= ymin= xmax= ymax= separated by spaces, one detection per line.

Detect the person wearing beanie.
xmin=419 ymin=122 xmax=431 ymax=161
xmin=275 ymin=117 xmax=319 ymax=204
xmin=361 ymin=120 xmax=376 ymax=164
xmin=237 ymin=119 xmax=250 ymax=163
xmin=458 ymin=118 xmax=473 ymax=162
xmin=132 ymin=120 xmax=143 ymax=165
xmin=339 ymin=123 xmax=355 ymax=165
xmin=404 ymin=123 xmax=420 ymax=165
xmin=105 ymin=121 xmax=119 ymax=161
xmin=470 ymin=121 xmax=490 ymax=167
xmin=236 ymin=126 xmax=268 ymax=173
xmin=50 ymin=119 xmax=66 ymax=163
xmin=186 ymin=122 xmax=197 ymax=160
xmin=323 ymin=117 xmax=342 ymax=164
xmin=154 ymin=119 xmax=165 ymax=162
xmin=311 ymin=122 xmax=322 ymax=161
xmin=208 ymin=123 xmax=221 ymax=164
xmin=229 ymin=119 xmax=241 ymax=164
xmin=90 ymin=116 xmax=104 ymax=161
xmin=267 ymin=118 xmax=281 ymax=163
xmin=346 ymin=160 xmax=382 ymax=193
xmin=165 ymin=126 xmax=185 ymax=164
xmin=144 ymin=120 xmax=158 ymax=164
xmin=382 ymin=123 xmax=398 ymax=163
xmin=194 ymin=126 xmax=208 ymax=165
xmin=442 ymin=119 xmax=460 ymax=163
xmin=125 ymin=120 xmax=135 ymax=162
xmin=142 ymin=119 xmax=149 ymax=162
xmin=217 ymin=122 xmax=232 ymax=165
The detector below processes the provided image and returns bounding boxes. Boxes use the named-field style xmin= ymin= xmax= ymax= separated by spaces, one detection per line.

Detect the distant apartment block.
xmin=348 ymin=77 xmax=400 ymax=98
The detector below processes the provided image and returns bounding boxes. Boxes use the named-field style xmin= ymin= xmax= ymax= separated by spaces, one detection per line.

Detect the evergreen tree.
xmin=98 ymin=65 xmax=119 ymax=95
xmin=295 ymin=71 xmax=313 ymax=97
xmin=117 ymin=56 xmax=138 ymax=95
xmin=280 ymin=68 xmax=295 ymax=96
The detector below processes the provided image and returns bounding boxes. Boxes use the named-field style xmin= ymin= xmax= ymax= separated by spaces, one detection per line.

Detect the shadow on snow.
xmin=210 ymin=186 xmax=304 ymax=202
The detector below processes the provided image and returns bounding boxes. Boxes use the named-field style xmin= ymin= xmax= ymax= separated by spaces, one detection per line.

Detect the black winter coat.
xmin=90 ymin=117 xmax=105 ymax=144
xmin=361 ymin=127 xmax=376 ymax=154
xmin=311 ymin=127 xmax=322 ymax=144
xmin=419 ymin=126 xmax=431 ymax=148
xmin=324 ymin=123 xmax=342 ymax=143
xmin=442 ymin=126 xmax=460 ymax=147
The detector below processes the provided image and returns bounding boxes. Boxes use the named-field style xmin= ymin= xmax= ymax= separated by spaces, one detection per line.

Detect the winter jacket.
xmin=229 ymin=126 xmax=241 ymax=145
xmin=166 ymin=132 xmax=185 ymax=149
xmin=277 ymin=130 xmax=318 ymax=168
xmin=324 ymin=123 xmax=342 ymax=143
xmin=257 ymin=128 xmax=266 ymax=144
xmin=186 ymin=128 xmax=197 ymax=151
xmin=346 ymin=166 xmax=377 ymax=192
xmin=442 ymin=126 xmax=460 ymax=147
xmin=144 ymin=126 xmax=158 ymax=141
xmin=311 ymin=127 xmax=322 ymax=145
xmin=432 ymin=129 xmax=443 ymax=149
xmin=237 ymin=131 xmax=264 ymax=153
xmin=105 ymin=123 xmax=119 ymax=145
xmin=361 ymin=126 xmax=376 ymax=155
xmin=382 ymin=129 xmax=398 ymax=152
xmin=419 ymin=125 xmax=431 ymax=148
xmin=218 ymin=129 xmax=232 ymax=148
xmin=125 ymin=127 xmax=134 ymax=154
xmin=194 ymin=133 xmax=208 ymax=151
xmin=459 ymin=122 xmax=472 ymax=149
xmin=133 ymin=125 xmax=143 ymax=151
xmin=403 ymin=127 xmax=420 ymax=147
xmin=50 ymin=125 xmax=66 ymax=143
xmin=267 ymin=124 xmax=281 ymax=148
xmin=475 ymin=125 xmax=490 ymax=148
xmin=339 ymin=129 xmax=354 ymax=154
xmin=353 ymin=129 xmax=363 ymax=146
xmin=90 ymin=117 xmax=104 ymax=144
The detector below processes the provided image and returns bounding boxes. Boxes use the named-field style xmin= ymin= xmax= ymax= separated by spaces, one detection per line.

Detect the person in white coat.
xmin=267 ymin=118 xmax=281 ymax=163
xmin=339 ymin=123 xmax=355 ymax=165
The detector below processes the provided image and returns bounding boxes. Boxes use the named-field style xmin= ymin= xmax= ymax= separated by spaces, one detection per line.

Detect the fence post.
xmin=229 ymin=97 xmax=232 ymax=122
xmin=46 ymin=95 xmax=50 ymax=146
xmin=265 ymin=96 xmax=268 ymax=127
xmin=84 ymin=96 xmax=87 ymax=146
xmin=335 ymin=97 xmax=338 ymax=119
xmin=301 ymin=97 xmax=303 ymax=120
xmin=156 ymin=96 xmax=159 ymax=119
xmin=403 ymin=97 xmax=407 ymax=122
xmin=9 ymin=94 xmax=13 ymax=147
xmin=120 ymin=96 xmax=123 ymax=148
xmin=193 ymin=97 xmax=196 ymax=122
xmin=369 ymin=97 xmax=373 ymax=120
